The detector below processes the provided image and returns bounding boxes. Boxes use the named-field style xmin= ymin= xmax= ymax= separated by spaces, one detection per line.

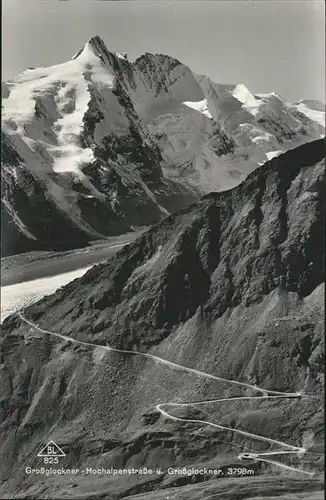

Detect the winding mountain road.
xmin=17 ymin=312 xmax=318 ymax=477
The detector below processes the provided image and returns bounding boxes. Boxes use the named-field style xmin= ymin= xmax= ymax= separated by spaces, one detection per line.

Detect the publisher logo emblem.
xmin=37 ymin=441 xmax=66 ymax=458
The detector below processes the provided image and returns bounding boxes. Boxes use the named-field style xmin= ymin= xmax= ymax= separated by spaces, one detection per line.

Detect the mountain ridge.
xmin=12 ymin=137 xmax=324 ymax=342
xmin=0 ymin=138 xmax=324 ymax=499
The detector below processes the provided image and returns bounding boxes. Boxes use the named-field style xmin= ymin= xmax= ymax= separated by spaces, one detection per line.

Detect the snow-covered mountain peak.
xmin=85 ymin=34 xmax=108 ymax=52
xmin=232 ymin=83 xmax=256 ymax=106
xmin=2 ymin=37 xmax=325 ymax=255
xmin=72 ymin=34 xmax=110 ymax=61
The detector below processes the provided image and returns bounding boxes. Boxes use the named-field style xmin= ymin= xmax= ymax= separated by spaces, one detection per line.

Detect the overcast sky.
xmin=2 ymin=0 xmax=325 ymax=103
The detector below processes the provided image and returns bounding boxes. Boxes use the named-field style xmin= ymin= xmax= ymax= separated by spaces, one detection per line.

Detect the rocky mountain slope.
xmin=2 ymin=35 xmax=325 ymax=256
xmin=0 ymin=138 xmax=324 ymax=499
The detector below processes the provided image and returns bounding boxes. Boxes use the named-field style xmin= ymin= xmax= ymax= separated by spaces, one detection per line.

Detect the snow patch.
xmin=1 ymin=197 xmax=37 ymax=240
xmin=294 ymin=102 xmax=325 ymax=129
xmin=116 ymin=52 xmax=128 ymax=61
xmin=266 ymin=150 xmax=283 ymax=160
xmin=232 ymin=83 xmax=257 ymax=108
xmin=183 ymin=98 xmax=212 ymax=119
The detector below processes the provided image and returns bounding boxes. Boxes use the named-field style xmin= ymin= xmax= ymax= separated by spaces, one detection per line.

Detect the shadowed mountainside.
xmin=0 ymin=139 xmax=324 ymax=499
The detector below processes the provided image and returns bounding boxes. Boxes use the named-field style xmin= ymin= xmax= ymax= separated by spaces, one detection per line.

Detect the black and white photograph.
xmin=1 ymin=0 xmax=325 ymax=498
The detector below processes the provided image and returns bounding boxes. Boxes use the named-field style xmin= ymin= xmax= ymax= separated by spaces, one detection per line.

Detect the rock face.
xmin=0 ymin=139 xmax=324 ymax=499
xmin=2 ymin=35 xmax=325 ymax=256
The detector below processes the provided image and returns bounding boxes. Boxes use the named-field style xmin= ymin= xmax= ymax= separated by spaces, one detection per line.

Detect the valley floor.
xmin=1 ymin=230 xmax=143 ymax=322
